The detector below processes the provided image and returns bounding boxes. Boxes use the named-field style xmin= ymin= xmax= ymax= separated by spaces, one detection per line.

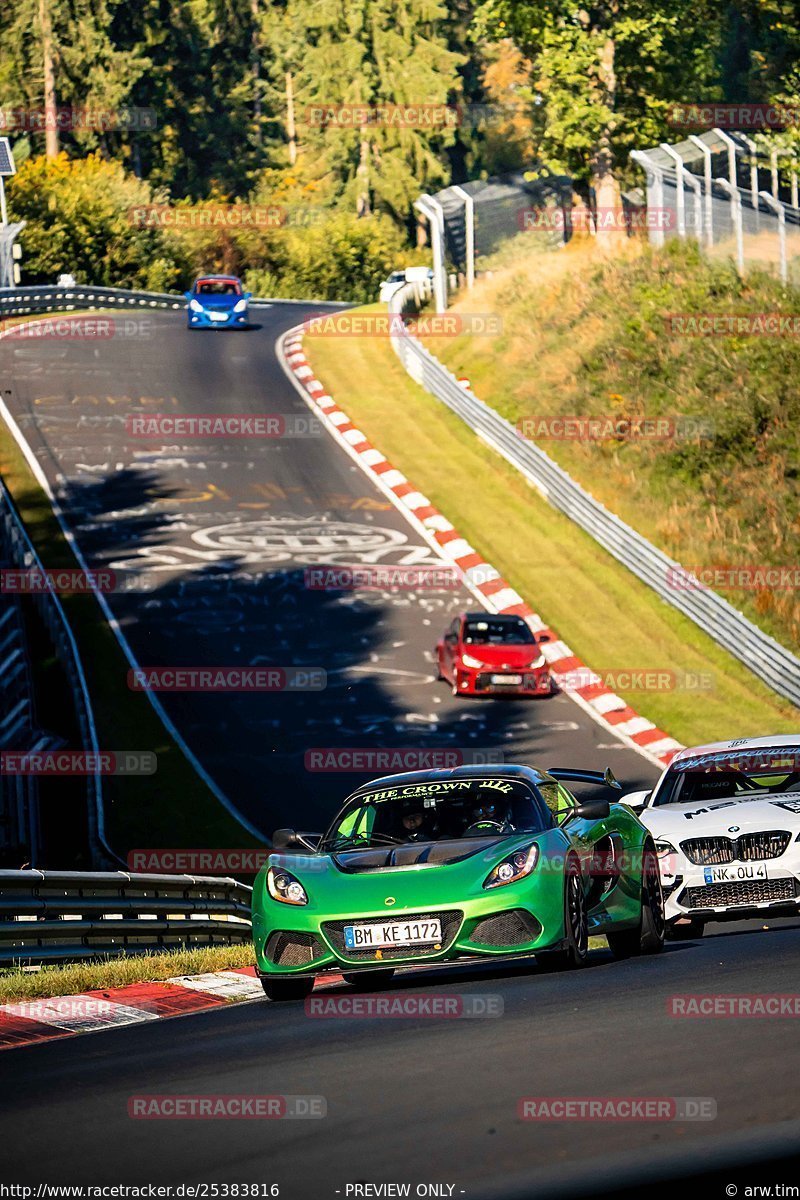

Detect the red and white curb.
xmin=0 ymin=966 xmax=348 ymax=1051
xmin=278 ymin=328 xmax=683 ymax=769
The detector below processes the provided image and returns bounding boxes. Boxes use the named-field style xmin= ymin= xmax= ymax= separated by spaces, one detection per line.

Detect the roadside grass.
xmin=0 ymin=317 xmax=261 ymax=860
xmin=0 ymin=945 xmax=256 ymax=1004
xmin=304 ymin=309 xmax=798 ymax=746
xmin=432 ymin=236 xmax=800 ymax=653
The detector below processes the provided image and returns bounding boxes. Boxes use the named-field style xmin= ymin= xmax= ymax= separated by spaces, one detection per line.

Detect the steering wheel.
xmin=463 ymin=819 xmax=505 ymax=835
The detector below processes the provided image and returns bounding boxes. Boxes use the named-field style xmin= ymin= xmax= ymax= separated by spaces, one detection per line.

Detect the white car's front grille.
xmin=681 ymin=830 xmax=791 ymax=865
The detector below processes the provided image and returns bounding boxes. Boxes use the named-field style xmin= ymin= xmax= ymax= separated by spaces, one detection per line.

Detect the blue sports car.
xmin=185 ymin=275 xmax=251 ymax=329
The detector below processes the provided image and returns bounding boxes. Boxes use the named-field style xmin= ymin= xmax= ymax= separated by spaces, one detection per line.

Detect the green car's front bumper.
xmin=252 ymin=831 xmax=596 ymax=979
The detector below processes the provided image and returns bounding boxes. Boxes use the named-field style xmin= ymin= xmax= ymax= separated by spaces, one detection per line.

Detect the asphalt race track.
xmin=1 ymin=919 xmax=799 ymax=1195
xmin=0 ymin=304 xmax=656 ymax=836
xmin=3 ymin=306 xmax=799 ymax=1198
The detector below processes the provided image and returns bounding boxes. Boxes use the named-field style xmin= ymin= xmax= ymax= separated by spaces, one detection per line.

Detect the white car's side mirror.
xmin=622 ymin=790 xmax=651 ymax=812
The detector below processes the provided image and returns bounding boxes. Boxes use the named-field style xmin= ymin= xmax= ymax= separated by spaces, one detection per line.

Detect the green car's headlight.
xmin=483 ymin=844 xmax=539 ymax=889
xmin=267 ymin=866 xmax=309 ymax=906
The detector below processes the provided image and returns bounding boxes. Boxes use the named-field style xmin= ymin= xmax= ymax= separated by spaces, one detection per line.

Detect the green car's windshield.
xmin=321 ymin=777 xmax=548 ymax=850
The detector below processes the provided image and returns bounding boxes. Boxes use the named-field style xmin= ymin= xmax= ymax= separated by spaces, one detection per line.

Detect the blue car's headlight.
xmin=189 ymin=298 xmax=204 ymax=312
xmin=267 ymin=866 xmax=309 ymax=906
xmin=233 ymin=298 xmax=247 ymax=313
xmin=484 ymin=844 xmax=539 ymax=889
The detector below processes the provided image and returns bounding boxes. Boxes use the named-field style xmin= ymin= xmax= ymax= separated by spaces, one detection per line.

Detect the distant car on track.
xmin=623 ymin=734 xmax=800 ymax=939
xmin=185 ymin=275 xmax=251 ymax=328
xmin=252 ymin=763 xmax=664 ymax=1001
xmin=436 ymin=611 xmax=552 ymax=697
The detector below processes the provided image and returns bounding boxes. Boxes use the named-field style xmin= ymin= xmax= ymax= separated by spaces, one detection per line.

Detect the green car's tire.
xmin=607 ymin=844 xmax=665 ymax=959
xmin=665 ymin=919 xmax=705 ymax=941
xmin=536 ymin=861 xmax=588 ymax=971
xmin=343 ymin=970 xmax=396 ymax=991
xmin=260 ymin=976 xmax=314 ymax=1002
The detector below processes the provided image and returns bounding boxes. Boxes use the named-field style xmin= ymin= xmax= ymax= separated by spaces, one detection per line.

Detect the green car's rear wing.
xmin=547 ymin=767 xmax=622 ymax=790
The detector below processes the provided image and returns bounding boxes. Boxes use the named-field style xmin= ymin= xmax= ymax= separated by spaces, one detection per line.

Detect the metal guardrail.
xmin=0 ymin=480 xmax=112 ymax=866
xmin=0 ymin=284 xmax=346 ymax=319
xmin=389 ymin=284 xmax=800 ymax=708
xmin=0 ymin=284 xmax=186 ymax=318
xmin=0 ymin=870 xmax=253 ymax=964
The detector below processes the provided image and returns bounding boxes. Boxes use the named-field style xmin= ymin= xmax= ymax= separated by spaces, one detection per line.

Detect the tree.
xmin=260 ymin=0 xmax=464 ymax=222
xmin=472 ymin=0 xmax=720 ymax=249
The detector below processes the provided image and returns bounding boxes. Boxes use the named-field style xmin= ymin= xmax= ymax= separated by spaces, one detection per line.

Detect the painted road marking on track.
xmin=277 ymin=325 xmax=684 ymax=769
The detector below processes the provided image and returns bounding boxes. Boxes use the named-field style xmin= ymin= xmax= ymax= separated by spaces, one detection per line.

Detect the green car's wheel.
xmin=666 ymin=919 xmax=705 ymax=941
xmin=343 ymin=970 xmax=396 ymax=991
xmin=260 ymin=976 xmax=314 ymax=1002
xmin=607 ymin=844 xmax=665 ymax=959
xmin=537 ymin=862 xmax=588 ymax=971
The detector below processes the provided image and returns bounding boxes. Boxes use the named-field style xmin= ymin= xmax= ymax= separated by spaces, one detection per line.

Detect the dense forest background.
xmin=1 ymin=0 xmax=800 ymax=295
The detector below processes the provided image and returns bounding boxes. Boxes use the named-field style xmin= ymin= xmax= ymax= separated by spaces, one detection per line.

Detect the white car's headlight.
xmin=461 ymin=652 xmax=484 ymax=669
xmin=189 ymin=298 xmax=204 ymax=312
xmin=484 ymin=844 xmax=539 ymax=889
xmin=655 ymin=840 xmax=679 ymax=883
xmin=233 ymin=298 xmax=247 ymax=312
xmin=267 ymin=866 xmax=308 ymax=906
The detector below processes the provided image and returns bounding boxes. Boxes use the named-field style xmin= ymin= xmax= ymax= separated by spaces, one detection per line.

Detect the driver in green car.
xmin=467 ymin=791 xmax=514 ymax=834
xmin=401 ymin=803 xmax=430 ymax=841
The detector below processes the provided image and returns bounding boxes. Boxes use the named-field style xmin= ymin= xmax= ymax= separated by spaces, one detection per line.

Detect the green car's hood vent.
xmin=331 ymin=837 xmax=505 ymax=873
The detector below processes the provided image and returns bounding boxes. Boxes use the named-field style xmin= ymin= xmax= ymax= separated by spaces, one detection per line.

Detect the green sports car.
xmin=252 ymin=764 xmax=664 ymax=1000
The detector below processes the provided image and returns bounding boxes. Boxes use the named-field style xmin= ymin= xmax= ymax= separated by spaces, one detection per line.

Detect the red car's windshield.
xmin=463 ymin=617 xmax=536 ymax=645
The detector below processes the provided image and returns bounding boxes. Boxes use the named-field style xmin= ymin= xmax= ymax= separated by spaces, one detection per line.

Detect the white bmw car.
xmin=624 ymin=735 xmax=800 ymax=938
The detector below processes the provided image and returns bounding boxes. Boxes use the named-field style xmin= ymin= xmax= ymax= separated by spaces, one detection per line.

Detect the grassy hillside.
xmin=430 ymin=238 xmax=800 ymax=655
xmin=305 ymin=310 xmax=798 ymax=747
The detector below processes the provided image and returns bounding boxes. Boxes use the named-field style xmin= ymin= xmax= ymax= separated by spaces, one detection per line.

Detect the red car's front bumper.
xmin=452 ymin=666 xmax=552 ymax=696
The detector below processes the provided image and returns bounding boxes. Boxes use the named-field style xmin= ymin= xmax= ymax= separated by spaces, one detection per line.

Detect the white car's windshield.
xmin=653 ymin=747 xmax=800 ymax=806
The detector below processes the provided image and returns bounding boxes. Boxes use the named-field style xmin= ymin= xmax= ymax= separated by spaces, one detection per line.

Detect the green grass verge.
xmin=434 ymin=237 xmax=800 ymax=653
xmin=304 ymin=309 xmax=798 ymax=747
xmin=0 ymin=945 xmax=256 ymax=1003
xmin=0 ymin=316 xmax=260 ymax=860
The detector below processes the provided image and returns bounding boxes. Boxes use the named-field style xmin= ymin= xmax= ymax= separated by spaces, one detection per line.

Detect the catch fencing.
xmin=631 ymin=129 xmax=800 ymax=283
xmin=0 ymin=869 xmax=252 ymax=965
xmin=388 ymin=284 xmax=800 ymax=708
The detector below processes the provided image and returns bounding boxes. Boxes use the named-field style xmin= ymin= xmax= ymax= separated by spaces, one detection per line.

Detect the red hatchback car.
xmin=436 ymin=612 xmax=552 ymax=697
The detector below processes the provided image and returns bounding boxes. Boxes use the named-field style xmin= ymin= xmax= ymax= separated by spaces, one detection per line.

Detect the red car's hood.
xmin=460 ymin=644 xmax=543 ymax=668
